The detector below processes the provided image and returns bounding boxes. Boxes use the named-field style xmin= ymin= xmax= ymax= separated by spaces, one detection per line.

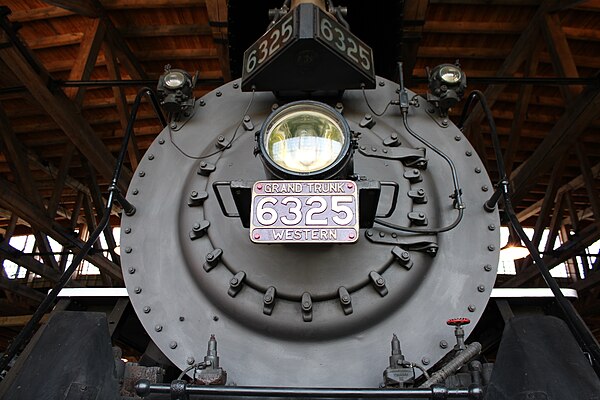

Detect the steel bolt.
xmin=143 ymin=306 xmax=151 ymax=313
xmin=484 ymin=264 xmax=492 ymax=272
xmin=187 ymin=357 xmax=195 ymax=365
xmin=488 ymin=224 xmax=496 ymax=231
xmin=371 ymin=146 xmax=377 ymax=152
xmin=170 ymin=341 xmax=178 ymax=349
xmin=366 ymin=230 xmax=373 ymax=237
xmin=468 ymin=305 xmax=476 ymax=312
xmin=272 ymin=103 xmax=279 ymax=111
xmin=206 ymin=253 xmax=214 ymax=261
xmin=488 ymin=244 xmax=495 ymax=251
xmin=454 ymin=136 xmax=461 ymax=141
xmin=191 ymin=191 xmax=198 ymax=198
xmin=441 ymin=119 xmax=448 ymax=127
xmin=218 ymin=135 xmax=225 ymax=142
xmin=422 ymin=357 xmax=430 ymax=365
xmin=148 ymin=154 xmax=154 ymax=160
xmin=159 ymin=139 xmax=165 ymax=145
xmin=213 ymin=315 xmax=219 ymax=321
xmin=264 ymin=295 xmax=273 ymax=303
xmin=475 ymin=167 xmax=481 ymax=174
xmin=439 ymin=340 xmax=448 ymax=349
xmin=233 ymin=83 xmax=239 ymax=89
xmin=179 ymin=316 xmax=185 ymax=321
xmin=360 ymin=145 xmax=366 ymax=150
xmin=379 ymin=81 xmax=385 ymax=87
xmin=478 ymin=285 xmax=485 ymax=293
xmin=391 ymin=233 xmax=397 ymax=238
xmin=216 ymin=91 xmax=222 ymax=97
xmin=134 ymin=287 xmax=142 ymax=294
xmin=302 ymin=302 xmax=310 ymax=309
xmin=230 ymin=278 xmax=239 ymax=286
xmin=376 ymin=278 xmax=384 ymax=286
xmin=138 ymin=171 xmax=145 ymax=177
xmin=341 ymin=295 xmax=350 ymax=304
xmin=125 ymin=227 xmax=132 ymax=234
xmin=482 ymin=185 xmax=489 ymax=192
xmin=200 ymin=161 xmax=207 ymax=167
xmin=193 ymin=223 xmax=200 ymax=231
xmin=418 ymin=189 xmax=425 ymax=195
xmin=155 ymin=325 xmax=163 ymax=332
xmin=170 ymin=123 xmax=177 ymax=129
xmin=465 ymin=151 xmax=472 ymax=157
xmin=125 ymin=247 xmax=132 ymax=254
xmin=132 ymin=189 xmax=139 ymax=195
xmin=128 ymin=267 xmax=136 ymax=274
xmin=401 ymin=251 xmax=410 ymax=260
xmin=379 ymin=231 xmax=385 ymax=238
xmin=199 ymin=100 xmax=206 ymax=106
xmin=254 ymin=233 xmax=261 ymax=240
xmin=382 ymin=148 xmax=388 ymax=154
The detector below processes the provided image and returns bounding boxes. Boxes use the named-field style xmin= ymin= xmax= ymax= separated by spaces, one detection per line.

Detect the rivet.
xmin=418 ymin=189 xmax=425 ymax=195
xmin=382 ymin=149 xmax=388 ymax=153
xmin=475 ymin=167 xmax=481 ymax=174
xmin=422 ymin=357 xmax=430 ymax=365
xmin=170 ymin=123 xmax=177 ymax=129
xmin=413 ymin=169 xmax=419 ymax=174
xmin=465 ymin=151 xmax=472 ymax=157
xmin=468 ymin=305 xmax=476 ymax=312
xmin=148 ymin=154 xmax=155 ymax=160
xmin=218 ymin=135 xmax=225 ymax=142
xmin=264 ymin=295 xmax=273 ymax=302
xmin=138 ymin=171 xmax=145 ymax=177
xmin=482 ymin=185 xmax=489 ymax=192
xmin=179 ymin=316 xmax=185 ymax=321
xmin=155 ymin=324 xmax=162 ymax=332
xmin=216 ymin=91 xmax=222 ymax=97
xmin=376 ymin=278 xmax=384 ymax=285
xmin=200 ymin=161 xmax=207 ymax=167
xmin=257 ymin=184 xmax=263 ymax=190
xmin=170 ymin=341 xmax=178 ymax=349
xmin=440 ymin=340 xmax=448 ymax=349
xmin=159 ymin=139 xmax=165 ymax=145
xmin=125 ymin=247 xmax=132 ymax=254
xmin=191 ymin=191 xmax=198 ymax=198
xmin=360 ymin=145 xmax=366 ymax=150
xmin=347 ymin=182 xmax=353 ymax=189
xmin=125 ymin=227 xmax=132 ymax=234
xmin=187 ymin=357 xmax=195 ymax=365
xmin=478 ymin=285 xmax=486 ymax=292
xmin=391 ymin=233 xmax=397 ymax=238
xmin=272 ymin=103 xmax=279 ymax=111
xmin=233 ymin=83 xmax=239 ymax=89
xmin=128 ymin=267 xmax=136 ymax=274
xmin=379 ymin=81 xmax=385 ymax=87
xmin=134 ymin=287 xmax=142 ymax=294
xmin=302 ymin=302 xmax=310 ymax=309
xmin=193 ymin=223 xmax=200 ymax=230
xmin=243 ymin=115 xmax=251 ymax=122
xmin=365 ymin=114 xmax=372 ymax=120
xmin=488 ymin=244 xmax=495 ymax=251
xmin=441 ymin=119 xmax=448 ymax=127
xmin=230 ymin=278 xmax=239 ymax=285
xmin=418 ymin=213 xmax=424 ymax=218
xmin=348 ymin=233 xmax=355 ymax=240
xmin=213 ymin=315 xmax=219 ymax=321
xmin=488 ymin=224 xmax=496 ymax=231
xmin=454 ymin=136 xmax=461 ymax=141
xmin=371 ymin=146 xmax=377 ymax=152
xmin=199 ymin=100 xmax=206 ymax=106
xmin=366 ymin=230 xmax=373 ymax=237
xmin=484 ymin=264 xmax=492 ymax=272
xmin=341 ymin=295 xmax=350 ymax=303
xmin=132 ymin=189 xmax=139 ymax=195
xmin=254 ymin=233 xmax=261 ymax=240
xmin=143 ymin=306 xmax=151 ymax=313
xmin=379 ymin=231 xmax=385 ymax=238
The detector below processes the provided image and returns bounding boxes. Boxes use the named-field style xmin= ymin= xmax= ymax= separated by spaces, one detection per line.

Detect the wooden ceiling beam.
xmin=64 ymin=18 xmax=107 ymax=105
xmin=43 ymin=0 xmax=104 ymax=18
xmin=0 ymin=43 xmax=131 ymax=190
xmin=100 ymin=0 xmax=206 ymax=8
xmin=575 ymin=143 xmax=600 ymax=220
xmin=8 ymin=6 xmax=74 ymax=22
xmin=205 ymin=0 xmax=231 ymax=82
xmin=46 ymin=144 xmax=75 ymax=219
xmin=0 ymin=241 xmax=63 ymax=283
xmin=26 ymin=33 xmax=84 ymax=50
xmin=510 ymin=85 xmax=600 ymax=204
xmin=120 ymin=24 xmax=212 ymax=38
xmin=0 ymin=177 xmax=122 ymax=281
xmin=401 ymin=0 xmax=429 ymax=82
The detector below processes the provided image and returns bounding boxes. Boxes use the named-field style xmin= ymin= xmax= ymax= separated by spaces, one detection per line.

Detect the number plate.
xmin=250 ymin=180 xmax=359 ymax=243
xmin=316 ymin=9 xmax=374 ymax=76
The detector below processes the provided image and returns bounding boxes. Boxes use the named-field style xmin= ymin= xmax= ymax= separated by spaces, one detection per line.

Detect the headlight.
xmin=438 ymin=65 xmax=462 ymax=84
xmin=258 ymin=101 xmax=353 ymax=179
xmin=164 ymin=71 xmax=186 ymax=89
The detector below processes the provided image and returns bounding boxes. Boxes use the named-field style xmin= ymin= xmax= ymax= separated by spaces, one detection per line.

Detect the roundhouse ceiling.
xmin=0 ymin=0 xmax=599 ymax=340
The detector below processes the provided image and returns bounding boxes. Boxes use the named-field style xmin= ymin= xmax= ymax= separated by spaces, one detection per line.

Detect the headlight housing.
xmin=257 ymin=101 xmax=354 ymax=179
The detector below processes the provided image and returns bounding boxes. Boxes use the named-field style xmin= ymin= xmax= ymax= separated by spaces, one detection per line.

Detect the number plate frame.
xmin=250 ymin=180 xmax=359 ymax=244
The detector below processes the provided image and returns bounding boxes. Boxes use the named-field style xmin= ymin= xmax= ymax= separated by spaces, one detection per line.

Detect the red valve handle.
xmin=446 ymin=317 xmax=470 ymax=326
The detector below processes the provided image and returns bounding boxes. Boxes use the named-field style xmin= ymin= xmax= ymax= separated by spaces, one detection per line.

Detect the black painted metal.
xmin=136 ymin=381 xmax=484 ymax=399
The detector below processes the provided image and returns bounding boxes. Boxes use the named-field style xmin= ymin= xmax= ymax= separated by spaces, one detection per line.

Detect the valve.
xmin=447 ymin=318 xmax=470 ymax=352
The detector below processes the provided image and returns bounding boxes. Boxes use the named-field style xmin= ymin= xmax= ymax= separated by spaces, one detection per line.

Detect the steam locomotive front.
xmin=120 ymin=1 xmax=500 ymax=387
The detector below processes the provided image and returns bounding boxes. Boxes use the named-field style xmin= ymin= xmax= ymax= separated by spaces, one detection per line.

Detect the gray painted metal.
xmin=120 ymin=77 xmax=500 ymax=387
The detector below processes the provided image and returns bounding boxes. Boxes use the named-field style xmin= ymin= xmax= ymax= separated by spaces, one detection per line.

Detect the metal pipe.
xmin=419 ymin=342 xmax=482 ymax=388
xmin=135 ymin=381 xmax=484 ymax=399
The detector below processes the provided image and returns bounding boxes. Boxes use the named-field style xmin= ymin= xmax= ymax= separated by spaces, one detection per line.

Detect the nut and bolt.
xmin=134 ymin=287 xmax=142 ymax=294
xmin=475 ymin=167 xmax=481 ymax=174
xmin=138 ymin=171 xmax=145 ymax=177
xmin=478 ymin=285 xmax=486 ymax=293
xmin=159 ymin=139 xmax=165 ymax=145
xmin=484 ymin=264 xmax=492 ymax=272
xmin=199 ymin=100 xmax=206 ymax=106
xmin=376 ymin=278 xmax=385 ymax=286
xmin=454 ymin=136 xmax=461 ymax=141
xmin=230 ymin=278 xmax=239 ymax=286
xmin=132 ymin=189 xmax=139 ymax=195
xmin=125 ymin=247 xmax=132 ymax=254
xmin=216 ymin=91 xmax=222 ymax=97
xmin=441 ymin=119 xmax=448 ymax=127
xmin=187 ymin=357 xmax=195 ymax=365
xmin=148 ymin=154 xmax=154 ymax=160
xmin=482 ymin=185 xmax=489 ymax=192
xmin=128 ymin=267 xmax=136 ymax=274
xmin=379 ymin=81 xmax=385 ymax=87
xmin=465 ymin=151 xmax=472 ymax=157
xmin=233 ymin=83 xmax=239 ymax=89
xmin=422 ymin=357 xmax=430 ymax=365
xmin=170 ymin=341 xmax=178 ymax=349
xmin=125 ymin=227 xmax=132 ymax=234
xmin=179 ymin=316 xmax=185 ymax=321
xmin=440 ymin=340 xmax=448 ymax=349
xmin=191 ymin=191 xmax=198 ymax=198
xmin=488 ymin=244 xmax=496 ymax=251
xmin=155 ymin=325 xmax=163 ymax=332
xmin=488 ymin=224 xmax=496 ymax=231
xmin=218 ymin=135 xmax=225 ymax=142
xmin=468 ymin=305 xmax=476 ymax=312
xmin=143 ymin=306 xmax=151 ymax=313
xmin=170 ymin=123 xmax=178 ymax=129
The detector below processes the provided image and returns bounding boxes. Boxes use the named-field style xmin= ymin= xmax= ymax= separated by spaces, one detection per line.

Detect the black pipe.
xmin=0 ymin=87 xmax=166 ymax=376
xmin=135 ymin=381 xmax=484 ymax=399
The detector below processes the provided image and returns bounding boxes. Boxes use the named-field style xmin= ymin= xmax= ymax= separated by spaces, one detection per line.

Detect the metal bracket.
xmin=197 ymin=161 xmax=216 ymax=176
xmin=228 ymin=271 xmax=246 ymax=297
xmin=263 ymin=286 xmax=276 ymax=316
xmin=189 ymin=220 xmax=210 ymax=240
xmin=408 ymin=211 xmax=428 ymax=226
xmin=301 ymin=292 xmax=313 ymax=322
xmin=403 ymin=169 xmax=422 ymax=183
xmin=358 ymin=145 xmax=427 ymax=169
xmin=204 ymin=248 xmax=223 ymax=272
xmin=338 ymin=287 xmax=353 ymax=315
xmin=365 ymin=229 xmax=438 ymax=257
xmin=188 ymin=190 xmax=208 ymax=207
xmin=369 ymin=271 xmax=388 ymax=297
xmin=392 ymin=246 xmax=413 ymax=270
xmin=407 ymin=189 xmax=428 ymax=204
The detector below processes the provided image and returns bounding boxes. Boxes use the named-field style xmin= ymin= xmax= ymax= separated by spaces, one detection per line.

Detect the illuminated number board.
xmin=250 ymin=181 xmax=359 ymax=244
xmin=242 ymin=13 xmax=297 ymax=79
xmin=316 ymin=10 xmax=374 ymax=76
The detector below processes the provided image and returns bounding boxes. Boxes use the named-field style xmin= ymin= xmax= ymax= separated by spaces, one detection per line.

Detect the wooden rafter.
xmin=205 ymin=0 xmax=231 ymax=82
xmin=575 ymin=143 xmax=600 ymax=220
xmin=401 ymin=0 xmax=429 ymax=82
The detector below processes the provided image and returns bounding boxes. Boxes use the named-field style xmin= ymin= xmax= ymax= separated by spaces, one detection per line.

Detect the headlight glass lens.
xmin=264 ymin=105 xmax=346 ymax=173
xmin=439 ymin=66 xmax=462 ymax=84
xmin=164 ymin=71 xmax=186 ymax=89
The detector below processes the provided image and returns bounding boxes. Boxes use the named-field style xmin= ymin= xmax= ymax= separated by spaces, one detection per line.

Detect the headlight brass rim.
xmin=258 ymin=100 xmax=352 ymax=179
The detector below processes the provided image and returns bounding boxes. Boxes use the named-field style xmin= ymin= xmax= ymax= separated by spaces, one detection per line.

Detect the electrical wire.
xmin=168 ymin=89 xmax=256 ymax=160
xmin=177 ymin=362 xmax=205 ymax=381
xmin=374 ymin=112 xmax=465 ymax=234
xmin=361 ymin=85 xmax=393 ymax=117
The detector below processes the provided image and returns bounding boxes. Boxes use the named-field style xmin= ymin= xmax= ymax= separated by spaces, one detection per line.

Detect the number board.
xmin=315 ymin=10 xmax=375 ymax=77
xmin=242 ymin=12 xmax=297 ymax=80
xmin=250 ymin=180 xmax=359 ymax=244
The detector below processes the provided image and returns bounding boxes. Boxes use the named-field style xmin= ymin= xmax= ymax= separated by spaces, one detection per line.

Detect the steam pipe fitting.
xmin=419 ymin=342 xmax=482 ymax=388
